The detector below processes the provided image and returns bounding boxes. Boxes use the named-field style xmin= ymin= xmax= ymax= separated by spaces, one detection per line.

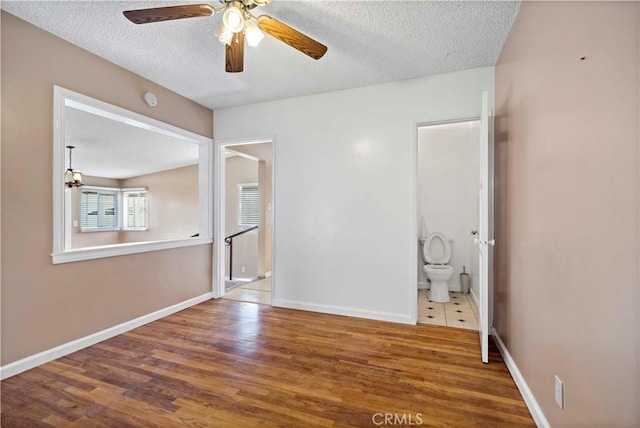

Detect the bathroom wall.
xmin=417 ymin=121 xmax=480 ymax=293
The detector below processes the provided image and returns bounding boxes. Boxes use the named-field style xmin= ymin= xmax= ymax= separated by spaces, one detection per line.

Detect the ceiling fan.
xmin=123 ymin=1 xmax=328 ymax=73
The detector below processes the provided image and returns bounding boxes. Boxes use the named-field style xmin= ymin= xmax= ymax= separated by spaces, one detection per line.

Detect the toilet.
xmin=422 ymin=232 xmax=453 ymax=303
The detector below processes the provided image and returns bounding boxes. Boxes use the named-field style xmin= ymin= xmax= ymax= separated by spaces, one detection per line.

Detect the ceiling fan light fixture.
xmin=222 ymin=3 xmax=245 ymax=33
xmin=122 ymin=3 xmax=328 ymax=72
xmin=244 ymin=20 xmax=264 ymax=47
xmin=214 ymin=22 xmax=233 ymax=45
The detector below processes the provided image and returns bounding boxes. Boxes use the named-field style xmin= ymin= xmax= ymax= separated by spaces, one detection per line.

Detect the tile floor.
xmin=222 ymin=277 xmax=272 ymax=305
xmin=417 ymin=289 xmax=479 ymax=330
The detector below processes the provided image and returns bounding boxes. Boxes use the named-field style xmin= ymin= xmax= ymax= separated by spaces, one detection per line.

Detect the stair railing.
xmin=224 ymin=225 xmax=258 ymax=281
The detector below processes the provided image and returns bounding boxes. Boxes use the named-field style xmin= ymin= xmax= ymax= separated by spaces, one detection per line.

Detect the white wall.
xmin=215 ymin=67 xmax=494 ymax=323
xmin=417 ymin=121 xmax=480 ymax=294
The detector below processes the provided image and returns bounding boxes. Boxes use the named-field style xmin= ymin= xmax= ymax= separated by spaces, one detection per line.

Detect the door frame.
xmin=410 ymin=117 xmax=493 ymax=327
xmin=212 ymin=137 xmax=275 ymax=300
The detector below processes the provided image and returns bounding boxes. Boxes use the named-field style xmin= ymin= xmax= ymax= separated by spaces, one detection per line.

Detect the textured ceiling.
xmin=2 ymin=1 xmax=520 ymax=109
xmin=66 ymin=107 xmax=199 ymax=179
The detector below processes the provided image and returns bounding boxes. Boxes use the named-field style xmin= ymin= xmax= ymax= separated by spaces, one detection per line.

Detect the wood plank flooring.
xmin=1 ymin=299 xmax=535 ymax=427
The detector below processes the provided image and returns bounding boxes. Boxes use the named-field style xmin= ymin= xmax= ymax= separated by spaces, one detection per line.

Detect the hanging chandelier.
xmin=64 ymin=145 xmax=83 ymax=188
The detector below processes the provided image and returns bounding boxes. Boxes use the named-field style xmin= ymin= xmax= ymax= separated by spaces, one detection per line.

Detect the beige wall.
xmin=495 ymin=2 xmax=639 ymax=426
xmin=69 ymin=166 xmax=199 ymax=247
xmin=1 ymin=12 xmax=213 ymax=365
xmin=121 ymin=164 xmax=199 ymax=243
xmin=225 ymin=156 xmax=259 ymax=279
xmin=232 ymin=143 xmax=273 ymax=275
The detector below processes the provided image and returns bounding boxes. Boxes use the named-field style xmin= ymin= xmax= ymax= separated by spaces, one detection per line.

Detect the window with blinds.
xmin=79 ymin=187 xmax=148 ymax=232
xmin=123 ymin=190 xmax=148 ymax=230
xmin=80 ymin=189 xmax=119 ymax=231
xmin=238 ymin=183 xmax=259 ymax=226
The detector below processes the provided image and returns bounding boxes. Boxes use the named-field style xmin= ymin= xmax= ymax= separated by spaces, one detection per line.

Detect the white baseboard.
xmin=272 ymin=299 xmax=414 ymax=325
xmin=0 ymin=292 xmax=213 ymax=380
xmin=492 ymin=327 xmax=550 ymax=428
xmin=265 ymin=271 xmax=272 ymax=278
xmin=469 ymin=286 xmax=480 ymax=309
xmin=417 ymin=281 xmax=429 ymax=290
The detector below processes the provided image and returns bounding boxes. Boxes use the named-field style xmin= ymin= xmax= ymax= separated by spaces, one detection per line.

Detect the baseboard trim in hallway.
xmin=0 ymin=292 xmax=213 ymax=380
xmin=272 ymin=298 xmax=414 ymax=325
xmin=492 ymin=327 xmax=550 ymax=428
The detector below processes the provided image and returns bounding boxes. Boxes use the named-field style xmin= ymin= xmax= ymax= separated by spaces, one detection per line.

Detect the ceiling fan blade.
xmin=123 ymin=4 xmax=214 ymax=25
xmin=257 ymin=15 xmax=327 ymax=60
xmin=226 ymin=32 xmax=245 ymax=73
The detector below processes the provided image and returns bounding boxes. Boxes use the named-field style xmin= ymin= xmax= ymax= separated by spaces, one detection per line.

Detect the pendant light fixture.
xmin=64 ymin=145 xmax=83 ymax=188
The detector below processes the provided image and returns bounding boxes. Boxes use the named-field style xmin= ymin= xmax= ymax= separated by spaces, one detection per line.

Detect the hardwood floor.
xmin=1 ymin=299 xmax=535 ymax=427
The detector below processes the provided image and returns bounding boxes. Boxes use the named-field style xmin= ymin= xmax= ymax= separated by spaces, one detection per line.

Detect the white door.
xmin=476 ymin=91 xmax=492 ymax=363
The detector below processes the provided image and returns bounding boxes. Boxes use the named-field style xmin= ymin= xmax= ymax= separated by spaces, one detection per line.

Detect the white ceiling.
xmin=66 ymin=106 xmax=199 ymax=179
xmin=2 ymin=0 xmax=520 ymax=110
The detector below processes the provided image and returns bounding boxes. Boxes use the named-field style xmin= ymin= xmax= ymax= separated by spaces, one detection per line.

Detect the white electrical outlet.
xmin=555 ymin=375 xmax=564 ymax=409
xmin=241 ymin=265 xmax=246 ymax=273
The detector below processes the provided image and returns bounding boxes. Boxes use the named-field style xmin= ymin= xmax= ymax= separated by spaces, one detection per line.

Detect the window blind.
xmin=124 ymin=191 xmax=148 ymax=230
xmin=81 ymin=190 xmax=118 ymax=230
xmin=239 ymin=184 xmax=259 ymax=226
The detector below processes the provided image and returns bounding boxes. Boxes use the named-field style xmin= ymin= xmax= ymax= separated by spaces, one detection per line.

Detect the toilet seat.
xmin=425 ymin=265 xmax=453 ymax=272
xmin=423 ymin=232 xmax=451 ymax=265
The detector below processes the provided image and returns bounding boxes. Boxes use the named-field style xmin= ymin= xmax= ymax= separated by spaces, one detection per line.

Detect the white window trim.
xmin=55 ymin=238 xmax=211 ymax=264
xmin=52 ymin=86 xmax=213 ymax=264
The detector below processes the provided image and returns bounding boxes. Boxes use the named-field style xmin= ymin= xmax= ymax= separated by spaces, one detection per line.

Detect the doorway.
xmin=416 ymin=120 xmax=481 ymax=330
xmin=214 ymin=139 xmax=274 ymax=305
xmin=413 ymin=91 xmax=493 ymax=364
